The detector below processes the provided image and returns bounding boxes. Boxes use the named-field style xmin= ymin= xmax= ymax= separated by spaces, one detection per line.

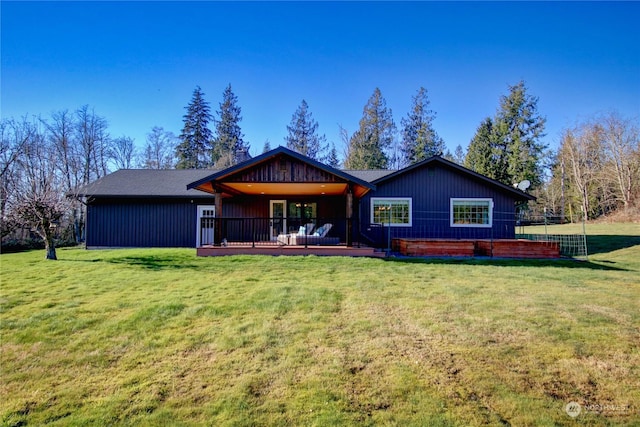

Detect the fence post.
xmin=581 ymin=206 xmax=588 ymax=261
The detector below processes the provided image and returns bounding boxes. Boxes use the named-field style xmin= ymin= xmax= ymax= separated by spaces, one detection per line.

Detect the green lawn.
xmin=1 ymin=223 xmax=639 ymax=426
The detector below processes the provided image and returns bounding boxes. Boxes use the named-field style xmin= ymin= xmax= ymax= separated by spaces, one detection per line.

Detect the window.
xmin=288 ymin=202 xmax=317 ymax=220
xmin=450 ymin=198 xmax=493 ymax=227
xmin=371 ymin=198 xmax=412 ymax=227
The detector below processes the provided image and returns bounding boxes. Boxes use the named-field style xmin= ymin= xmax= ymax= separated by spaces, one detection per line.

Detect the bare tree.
xmin=76 ymin=105 xmax=110 ymax=183
xmin=1 ymin=118 xmax=33 ymax=237
xmin=559 ymin=123 xmax=603 ymax=219
xmin=45 ymin=109 xmax=86 ymax=242
xmin=110 ymin=136 xmax=136 ymax=170
xmin=600 ymin=112 xmax=639 ymax=210
xmin=141 ymin=126 xmax=176 ymax=169
xmin=10 ymin=120 xmax=69 ymax=259
xmin=557 ymin=113 xmax=639 ymax=220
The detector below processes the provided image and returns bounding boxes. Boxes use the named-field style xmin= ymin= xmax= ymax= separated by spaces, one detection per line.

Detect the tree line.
xmin=175 ymin=85 xmax=447 ymax=171
xmin=542 ymin=112 xmax=639 ymax=221
xmin=2 ymin=81 xmax=637 ymax=259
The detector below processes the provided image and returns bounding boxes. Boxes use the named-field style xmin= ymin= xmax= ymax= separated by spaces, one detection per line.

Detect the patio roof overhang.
xmin=187 ymin=147 xmax=375 ymax=198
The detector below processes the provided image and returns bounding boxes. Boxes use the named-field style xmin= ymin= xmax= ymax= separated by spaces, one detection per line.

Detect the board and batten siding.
xmin=359 ymin=163 xmax=519 ymax=242
xmin=86 ymin=198 xmax=203 ymax=248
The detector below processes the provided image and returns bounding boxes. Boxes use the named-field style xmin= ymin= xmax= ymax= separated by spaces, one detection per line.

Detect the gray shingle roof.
xmin=74 ymin=169 xmax=216 ymax=198
xmin=342 ymin=169 xmax=396 ymax=182
xmin=76 ymin=165 xmax=392 ymax=199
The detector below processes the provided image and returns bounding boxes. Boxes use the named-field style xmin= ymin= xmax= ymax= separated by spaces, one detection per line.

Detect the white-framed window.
xmin=371 ymin=197 xmax=412 ymax=227
xmin=450 ymin=198 xmax=493 ymax=228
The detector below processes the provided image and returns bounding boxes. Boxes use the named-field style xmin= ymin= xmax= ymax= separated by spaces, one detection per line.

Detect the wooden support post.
xmin=214 ymin=192 xmax=222 ymax=246
xmin=346 ymin=188 xmax=353 ymax=247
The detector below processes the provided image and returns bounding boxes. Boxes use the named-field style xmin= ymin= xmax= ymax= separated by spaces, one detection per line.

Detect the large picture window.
xmin=450 ymin=198 xmax=493 ymax=227
xmin=371 ymin=198 xmax=412 ymax=227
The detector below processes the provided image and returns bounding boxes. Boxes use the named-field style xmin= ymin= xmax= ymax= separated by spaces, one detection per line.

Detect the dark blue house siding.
xmin=86 ymin=198 xmax=201 ymax=248
xmin=359 ymin=163 xmax=519 ymax=245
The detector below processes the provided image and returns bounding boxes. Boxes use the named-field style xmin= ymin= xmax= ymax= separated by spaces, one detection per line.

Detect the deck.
xmin=197 ymin=239 xmax=561 ymax=259
xmin=197 ymin=243 xmax=384 ymax=257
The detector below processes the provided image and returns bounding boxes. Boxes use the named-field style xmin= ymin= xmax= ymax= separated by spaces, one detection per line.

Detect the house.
xmin=77 ymin=146 xmax=538 ymax=256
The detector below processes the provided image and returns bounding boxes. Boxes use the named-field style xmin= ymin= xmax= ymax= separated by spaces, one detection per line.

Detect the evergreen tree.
xmin=400 ymin=87 xmax=445 ymax=166
xmin=325 ymin=142 xmax=340 ymax=168
xmin=176 ymin=86 xmax=213 ymax=169
xmin=212 ymin=84 xmax=247 ymax=168
xmin=285 ymin=100 xmax=326 ymax=160
xmin=465 ymin=81 xmax=547 ymax=187
xmin=262 ymin=139 xmax=271 ymax=153
xmin=465 ymin=117 xmax=496 ymax=176
xmin=494 ymin=80 xmax=547 ymax=187
xmin=344 ymin=88 xmax=396 ymax=169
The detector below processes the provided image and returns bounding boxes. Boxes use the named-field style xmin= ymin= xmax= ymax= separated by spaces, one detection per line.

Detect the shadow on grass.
xmin=383 ymin=256 xmax=630 ymax=271
xmin=586 ymin=234 xmax=640 ymax=255
xmin=103 ymin=255 xmax=201 ymax=270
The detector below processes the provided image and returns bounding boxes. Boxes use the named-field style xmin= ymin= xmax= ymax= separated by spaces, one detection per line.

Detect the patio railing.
xmin=199 ymin=217 xmax=363 ymax=248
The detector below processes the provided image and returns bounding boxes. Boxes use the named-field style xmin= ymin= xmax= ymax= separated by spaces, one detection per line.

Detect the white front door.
xmin=269 ymin=200 xmax=286 ymax=240
xmin=196 ymin=205 xmax=216 ymax=247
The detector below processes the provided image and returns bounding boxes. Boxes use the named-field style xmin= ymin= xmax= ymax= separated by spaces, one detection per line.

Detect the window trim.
xmin=370 ymin=197 xmax=412 ymax=227
xmin=450 ymin=198 xmax=493 ymax=228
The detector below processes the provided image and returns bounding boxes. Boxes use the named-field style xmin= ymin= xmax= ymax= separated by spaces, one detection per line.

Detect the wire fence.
xmin=515 ymin=233 xmax=588 ymax=259
xmin=515 ymin=214 xmax=589 ymax=259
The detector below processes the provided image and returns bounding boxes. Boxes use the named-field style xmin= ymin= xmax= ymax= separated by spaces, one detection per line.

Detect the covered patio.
xmin=187 ymin=147 xmax=376 ymax=255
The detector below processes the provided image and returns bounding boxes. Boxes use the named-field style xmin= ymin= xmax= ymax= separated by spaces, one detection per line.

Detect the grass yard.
xmin=1 ymin=223 xmax=639 ymax=426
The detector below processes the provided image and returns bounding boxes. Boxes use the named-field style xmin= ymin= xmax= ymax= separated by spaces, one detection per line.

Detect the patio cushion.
xmin=313 ymin=223 xmax=332 ymax=237
xmin=304 ymin=223 xmax=315 ymax=235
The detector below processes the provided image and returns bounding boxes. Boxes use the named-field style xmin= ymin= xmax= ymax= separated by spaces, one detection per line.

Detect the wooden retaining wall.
xmin=392 ymin=239 xmax=476 ymax=257
xmin=393 ymin=238 xmax=560 ymax=258
xmin=475 ymin=240 xmax=560 ymax=258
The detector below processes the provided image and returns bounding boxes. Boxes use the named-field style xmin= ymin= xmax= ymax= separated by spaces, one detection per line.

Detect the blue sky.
xmin=2 ymin=1 xmax=639 ymax=160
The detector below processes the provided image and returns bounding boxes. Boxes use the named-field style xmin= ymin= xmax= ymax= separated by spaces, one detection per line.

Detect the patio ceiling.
xmin=223 ymin=182 xmax=348 ymax=196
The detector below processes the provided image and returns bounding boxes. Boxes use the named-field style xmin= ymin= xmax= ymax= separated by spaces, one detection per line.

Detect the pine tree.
xmin=212 ymin=84 xmax=247 ymax=168
xmin=262 ymin=140 xmax=271 ymax=153
xmin=325 ymin=142 xmax=340 ymax=168
xmin=465 ymin=81 xmax=547 ymax=187
xmin=465 ymin=117 xmax=496 ymax=176
xmin=285 ymin=100 xmax=327 ymax=160
xmin=344 ymin=88 xmax=396 ymax=169
xmin=494 ymin=80 xmax=547 ymax=187
xmin=400 ymin=87 xmax=445 ymax=166
xmin=176 ymin=86 xmax=213 ymax=169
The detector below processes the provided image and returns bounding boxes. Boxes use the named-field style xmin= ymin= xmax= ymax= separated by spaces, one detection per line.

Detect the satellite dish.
xmin=517 ymin=180 xmax=531 ymax=191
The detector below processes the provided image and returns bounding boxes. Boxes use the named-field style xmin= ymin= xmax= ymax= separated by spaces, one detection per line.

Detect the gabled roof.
xmin=187 ymin=146 xmax=376 ymax=197
xmin=74 ymin=169 xmax=216 ymax=198
xmin=372 ymin=156 xmax=536 ymax=201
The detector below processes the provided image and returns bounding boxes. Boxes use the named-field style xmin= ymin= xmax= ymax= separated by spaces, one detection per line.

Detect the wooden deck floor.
xmin=197 ymin=243 xmax=384 ymax=257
